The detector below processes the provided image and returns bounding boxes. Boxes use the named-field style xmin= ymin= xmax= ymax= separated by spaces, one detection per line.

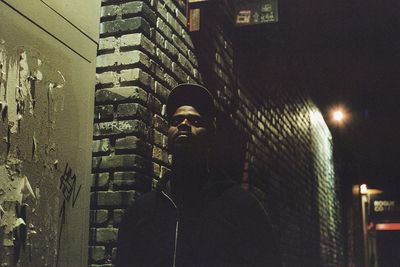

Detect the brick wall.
xmin=89 ymin=0 xmax=345 ymax=266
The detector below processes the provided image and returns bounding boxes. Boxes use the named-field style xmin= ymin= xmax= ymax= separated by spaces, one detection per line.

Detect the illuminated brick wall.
xmin=89 ymin=1 xmax=345 ymax=266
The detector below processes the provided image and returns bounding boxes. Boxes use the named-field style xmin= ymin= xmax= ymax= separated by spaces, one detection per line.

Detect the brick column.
xmin=89 ymin=1 xmax=201 ymax=265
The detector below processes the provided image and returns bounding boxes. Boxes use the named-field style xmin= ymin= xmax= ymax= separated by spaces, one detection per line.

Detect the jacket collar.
xmin=156 ymin=169 xmax=237 ymax=203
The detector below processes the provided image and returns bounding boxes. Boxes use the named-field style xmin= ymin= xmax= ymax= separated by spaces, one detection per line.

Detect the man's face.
xmin=167 ymin=105 xmax=210 ymax=155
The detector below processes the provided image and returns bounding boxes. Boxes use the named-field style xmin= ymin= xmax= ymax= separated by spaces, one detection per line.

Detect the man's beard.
xmin=170 ymin=143 xmax=204 ymax=161
xmin=169 ymin=143 xmax=211 ymax=195
xmin=169 ymin=140 xmax=209 ymax=168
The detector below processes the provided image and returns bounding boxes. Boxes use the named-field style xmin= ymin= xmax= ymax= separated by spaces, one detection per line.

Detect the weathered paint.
xmin=0 ymin=0 xmax=100 ymax=266
xmin=0 ymin=38 xmax=68 ymax=266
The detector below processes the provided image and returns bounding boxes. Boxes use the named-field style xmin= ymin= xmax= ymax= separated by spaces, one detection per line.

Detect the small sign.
xmin=189 ymin=8 xmax=201 ymax=32
xmin=235 ymin=0 xmax=278 ymax=26
xmin=236 ymin=10 xmax=251 ymax=24
xmin=370 ymin=194 xmax=400 ymax=222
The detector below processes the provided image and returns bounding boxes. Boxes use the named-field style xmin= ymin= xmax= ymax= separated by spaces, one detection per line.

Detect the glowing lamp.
xmin=328 ymin=105 xmax=349 ymax=126
xmin=360 ymin=184 xmax=368 ymax=194
xmin=333 ymin=110 xmax=344 ymax=122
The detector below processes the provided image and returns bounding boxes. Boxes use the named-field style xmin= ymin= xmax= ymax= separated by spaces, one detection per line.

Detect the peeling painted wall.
xmin=0 ymin=41 xmax=69 ymax=266
xmin=0 ymin=1 xmax=100 ymax=266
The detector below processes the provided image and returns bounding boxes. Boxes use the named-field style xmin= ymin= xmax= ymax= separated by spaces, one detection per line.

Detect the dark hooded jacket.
xmin=116 ymin=173 xmax=280 ymax=267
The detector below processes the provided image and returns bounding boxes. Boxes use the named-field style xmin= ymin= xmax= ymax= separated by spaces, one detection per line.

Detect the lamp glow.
xmin=360 ymin=184 xmax=368 ymax=194
xmin=333 ymin=110 xmax=344 ymax=121
xmin=328 ymin=105 xmax=349 ymax=126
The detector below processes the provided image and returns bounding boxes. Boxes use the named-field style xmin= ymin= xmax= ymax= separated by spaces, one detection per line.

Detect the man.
xmin=116 ymin=84 xmax=280 ymax=267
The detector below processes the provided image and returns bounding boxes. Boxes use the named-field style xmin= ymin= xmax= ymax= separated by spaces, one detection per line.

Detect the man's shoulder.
xmin=222 ymin=184 xmax=258 ymax=201
xmin=208 ymin=171 xmax=259 ymax=205
xmin=220 ymin=185 xmax=267 ymax=213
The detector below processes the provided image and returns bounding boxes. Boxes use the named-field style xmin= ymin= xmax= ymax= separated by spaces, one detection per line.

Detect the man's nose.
xmin=178 ymin=118 xmax=191 ymax=129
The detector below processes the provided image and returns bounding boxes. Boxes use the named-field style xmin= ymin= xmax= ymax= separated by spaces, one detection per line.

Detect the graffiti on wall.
xmin=98 ymin=120 xmax=133 ymax=132
xmin=59 ymin=163 xmax=82 ymax=218
xmin=57 ymin=163 xmax=81 ymax=266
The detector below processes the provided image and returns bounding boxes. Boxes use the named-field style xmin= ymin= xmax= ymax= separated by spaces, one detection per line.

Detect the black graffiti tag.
xmin=57 ymin=163 xmax=82 ymax=266
xmin=58 ymin=163 xmax=82 ymax=226
xmin=59 ymin=163 xmax=81 ymax=212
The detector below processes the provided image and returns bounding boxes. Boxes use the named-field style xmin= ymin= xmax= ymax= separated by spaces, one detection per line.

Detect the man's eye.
xmin=189 ymin=117 xmax=203 ymax=126
xmin=171 ymin=117 xmax=182 ymax=126
xmin=169 ymin=116 xmax=204 ymax=127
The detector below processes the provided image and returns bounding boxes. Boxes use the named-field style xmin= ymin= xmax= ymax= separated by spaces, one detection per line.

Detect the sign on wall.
xmin=235 ymin=0 xmax=278 ymax=26
xmin=370 ymin=194 xmax=400 ymax=222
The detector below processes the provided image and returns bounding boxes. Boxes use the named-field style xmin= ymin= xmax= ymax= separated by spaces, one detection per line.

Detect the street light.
xmin=328 ymin=105 xmax=349 ymax=126
xmin=360 ymin=184 xmax=368 ymax=194
xmin=333 ymin=110 xmax=344 ymax=122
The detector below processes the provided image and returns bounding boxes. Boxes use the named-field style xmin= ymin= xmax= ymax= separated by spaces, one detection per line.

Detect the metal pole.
xmin=361 ymin=194 xmax=369 ymax=267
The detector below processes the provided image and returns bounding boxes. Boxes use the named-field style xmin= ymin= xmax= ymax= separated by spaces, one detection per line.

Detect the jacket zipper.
xmin=162 ymin=191 xmax=179 ymax=267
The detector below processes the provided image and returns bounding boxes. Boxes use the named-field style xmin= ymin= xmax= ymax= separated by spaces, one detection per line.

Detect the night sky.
xmin=234 ymin=0 xmax=400 ymax=194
